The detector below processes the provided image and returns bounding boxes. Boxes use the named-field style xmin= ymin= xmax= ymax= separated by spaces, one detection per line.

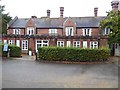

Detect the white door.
xmin=4 ymin=40 xmax=7 ymax=44
xmin=16 ymin=40 xmax=20 ymax=47
xmin=67 ymin=41 xmax=71 ymax=47
xmin=83 ymin=41 xmax=87 ymax=48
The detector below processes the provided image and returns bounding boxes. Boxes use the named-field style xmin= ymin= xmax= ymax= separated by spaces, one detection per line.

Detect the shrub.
xmin=0 ymin=44 xmax=21 ymax=57
xmin=38 ymin=47 xmax=110 ymax=62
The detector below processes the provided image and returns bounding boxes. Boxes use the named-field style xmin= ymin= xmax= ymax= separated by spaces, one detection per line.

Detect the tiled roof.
xmin=9 ymin=16 xmax=106 ymax=28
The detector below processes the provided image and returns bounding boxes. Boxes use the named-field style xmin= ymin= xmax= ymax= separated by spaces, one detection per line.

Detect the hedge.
xmin=38 ymin=47 xmax=110 ymax=62
xmin=0 ymin=44 xmax=21 ymax=57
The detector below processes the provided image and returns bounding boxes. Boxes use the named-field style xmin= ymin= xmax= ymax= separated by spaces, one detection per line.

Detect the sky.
xmin=1 ymin=0 xmax=114 ymax=18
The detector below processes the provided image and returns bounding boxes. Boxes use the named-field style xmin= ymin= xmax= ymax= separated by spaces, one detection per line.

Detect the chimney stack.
xmin=31 ymin=16 xmax=37 ymax=18
xmin=111 ymin=0 xmax=119 ymax=10
xmin=47 ymin=10 xmax=50 ymax=18
xmin=94 ymin=7 xmax=98 ymax=17
xmin=60 ymin=7 xmax=64 ymax=17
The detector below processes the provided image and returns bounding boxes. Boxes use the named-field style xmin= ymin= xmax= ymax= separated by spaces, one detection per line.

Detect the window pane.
xmin=43 ymin=41 xmax=47 ymax=43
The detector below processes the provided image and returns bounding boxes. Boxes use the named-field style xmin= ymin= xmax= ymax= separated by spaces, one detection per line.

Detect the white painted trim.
xmin=13 ymin=29 xmax=15 ymax=34
xmin=16 ymin=40 xmax=20 ymax=47
xmin=36 ymin=40 xmax=49 ymax=52
xmin=83 ymin=41 xmax=87 ymax=48
xmin=73 ymin=41 xmax=80 ymax=47
xmin=49 ymin=29 xmax=57 ymax=34
xmin=67 ymin=41 xmax=71 ymax=47
xmin=27 ymin=27 xmax=34 ymax=35
xmin=8 ymin=40 xmax=13 ymax=45
xmin=90 ymin=41 xmax=98 ymax=49
xmin=22 ymin=40 xmax=28 ymax=50
xmin=4 ymin=40 xmax=7 ymax=44
xmin=65 ymin=27 xmax=74 ymax=36
xmin=57 ymin=41 xmax=64 ymax=47
xmin=82 ymin=29 xmax=85 ymax=36
xmin=89 ymin=28 xmax=92 ymax=36
xmin=82 ymin=28 xmax=92 ymax=36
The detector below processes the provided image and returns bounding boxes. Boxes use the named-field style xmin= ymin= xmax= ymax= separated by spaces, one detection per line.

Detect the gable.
xmin=63 ymin=17 xmax=76 ymax=27
xmin=26 ymin=18 xmax=35 ymax=27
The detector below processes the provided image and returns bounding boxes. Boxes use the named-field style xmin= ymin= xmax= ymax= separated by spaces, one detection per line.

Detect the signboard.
xmin=3 ymin=43 xmax=8 ymax=52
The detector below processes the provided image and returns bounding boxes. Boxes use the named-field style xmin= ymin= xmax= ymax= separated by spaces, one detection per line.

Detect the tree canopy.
xmin=100 ymin=10 xmax=120 ymax=44
xmin=0 ymin=4 xmax=12 ymax=34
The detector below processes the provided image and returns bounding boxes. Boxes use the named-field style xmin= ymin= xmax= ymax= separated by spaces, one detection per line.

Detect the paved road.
xmin=2 ymin=57 xmax=119 ymax=88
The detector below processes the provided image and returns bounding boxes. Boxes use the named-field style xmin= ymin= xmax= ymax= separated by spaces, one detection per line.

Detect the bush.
xmin=0 ymin=44 xmax=21 ymax=57
xmin=38 ymin=47 xmax=110 ymax=62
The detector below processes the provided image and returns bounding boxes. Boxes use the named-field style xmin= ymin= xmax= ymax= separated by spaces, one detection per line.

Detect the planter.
xmin=29 ymin=51 xmax=32 ymax=56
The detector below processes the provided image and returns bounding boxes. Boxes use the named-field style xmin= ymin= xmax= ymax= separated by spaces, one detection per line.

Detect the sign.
xmin=3 ymin=43 xmax=8 ymax=52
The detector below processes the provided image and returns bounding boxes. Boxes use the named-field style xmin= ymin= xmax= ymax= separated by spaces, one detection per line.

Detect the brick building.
xmin=2 ymin=0 xmax=119 ymax=55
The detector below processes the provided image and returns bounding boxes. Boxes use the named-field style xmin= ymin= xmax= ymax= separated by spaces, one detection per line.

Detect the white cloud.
xmin=1 ymin=0 xmax=112 ymax=18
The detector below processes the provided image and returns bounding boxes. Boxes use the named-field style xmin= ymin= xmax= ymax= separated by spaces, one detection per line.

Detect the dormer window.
xmin=102 ymin=28 xmax=110 ymax=35
xmin=13 ymin=29 xmax=20 ymax=35
xmin=66 ymin=27 xmax=74 ymax=36
xmin=83 ymin=28 xmax=92 ymax=36
xmin=27 ymin=27 xmax=34 ymax=35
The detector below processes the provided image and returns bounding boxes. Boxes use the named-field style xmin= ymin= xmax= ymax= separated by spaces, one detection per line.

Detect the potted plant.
xmin=28 ymin=48 xmax=32 ymax=56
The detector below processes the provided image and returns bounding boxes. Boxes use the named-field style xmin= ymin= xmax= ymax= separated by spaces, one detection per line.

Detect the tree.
xmin=0 ymin=4 xmax=12 ymax=34
xmin=100 ymin=10 xmax=120 ymax=44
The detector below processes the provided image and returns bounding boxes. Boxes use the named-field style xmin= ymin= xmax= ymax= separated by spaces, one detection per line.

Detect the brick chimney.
xmin=47 ymin=10 xmax=50 ymax=18
xmin=31 ymin=16 xmax=37 ymax=18
xmin=59 ymin=7 xmax=64 ymax=26
xmin=60 ymin=7 xmax=64 ymax=17
xmin=111 ymin=0 xmax=119 ymax=10
xmin=94 ymin=7 xmax=98 ymax=17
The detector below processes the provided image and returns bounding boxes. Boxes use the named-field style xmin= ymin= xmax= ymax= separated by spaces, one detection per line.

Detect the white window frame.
xmin=4 ymin=40 xmax=7 ymax=44
xmin=103 ymin=28 xmax=110 ymax=35
xmin=83 ymin=28 xmax=92 ymax=36
xmin=90 ymin=41 xmax=98 ymax=49
xmin=16 ymin=40 xmax=20 ymax=47
xmin=8 ymin=40 xmax=14 ymax=45
xmin=13 ymin=29 xmax=21 ymax=35
xmin=66 ymin=27 xmax=74 ymax=36
xmin=57 ymin=41 xmax=64 ymax=47
xmin=83 ymin=41 xmax=87 ymax=48
xmin=73 ymin=41 xmax=80 ymax=48
xmin=27 ymin=27 xmax=34 ymax=35
xmin=22 ymin=40 xmax=28 ymax=50
xmin=49 ymin=29 xmax=57 ymax=35
xmin=36 ymin=40 xmax=49 ymax=51
xmin=67 ymin=41 xmax=71 ymax=47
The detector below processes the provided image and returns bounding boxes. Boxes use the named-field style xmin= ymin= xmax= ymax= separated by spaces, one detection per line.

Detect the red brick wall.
xmin=57 ymin=29 xmax=62 ymax=35
xmin=7 ymin=29 xmax=13 ymax=34
xmin=91 ymin=28 xmax=100 ymax=35
xmin=20 ymin=29 xmax=25 ymax=35
xmin=26 ymin=18 xmax=35 ymax=27
xmin=63 ymin=18 xmax=76 ymax=36
xmin=25 ymin=18 xmax=36 ymax=35
xmin=77 ymin=28 xmax=100 ymax=36
xmin=7 ymin=29 xmax=25 ymax=35
xmin=37 ymin=29 xmax=63 ymax=35
xmin=37 ymin=29 xmax=49 ymax=35
xmin=100 ymin=39 xmax=108 ymax=47
xmin=77 ymin=28 xmax=83 ymax=35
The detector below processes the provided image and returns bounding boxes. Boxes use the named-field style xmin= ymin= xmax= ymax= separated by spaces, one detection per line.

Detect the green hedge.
xmin=0 ymin=44 xmax=21 ymax=57
xmin=38 ymin=47 xmax=110 ymax=62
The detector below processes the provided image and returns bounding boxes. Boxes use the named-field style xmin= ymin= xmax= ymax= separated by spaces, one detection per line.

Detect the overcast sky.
xmin=1 ymin=0 xmax=113 ymax=18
